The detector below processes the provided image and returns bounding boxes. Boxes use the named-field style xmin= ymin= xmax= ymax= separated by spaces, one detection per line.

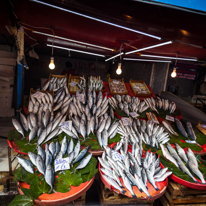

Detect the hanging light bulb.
xmin=49 ymin=57 xmax=55 ymax=70
xmin=116 ymin=63 xmax=122 ymax=75
xmin=171 ymin=67 xmax=177 ymax=78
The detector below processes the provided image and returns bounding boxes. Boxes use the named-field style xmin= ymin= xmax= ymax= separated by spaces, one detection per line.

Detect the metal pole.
xmin=163 ymin=62 xmax=170 ymax=91
xmin=149 ymin=63 xmax=155 ymax=87
xmin=16 ymin=63 xmax=23 ymax=120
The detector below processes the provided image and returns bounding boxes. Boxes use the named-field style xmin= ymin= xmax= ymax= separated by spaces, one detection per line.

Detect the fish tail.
xmin=121 ymin=190 xmax=126 ymax=195
xmin=132 ymin=194 xmax=137 ymax=199
xmin=53 ymin=189 xmax=57 ymax=193
xmin=155 ymin=187 xmax=159 ymax=191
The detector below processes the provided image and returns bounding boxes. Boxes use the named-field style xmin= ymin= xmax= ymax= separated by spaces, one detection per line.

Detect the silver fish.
xmin=155 ymin=171 xmax=172 ymax=182
xmin=28 ymin=151 xmax=37 ymax=166
xmin=12 ymin=119 xmax=24 ymax=138
xmin=20 ymin=111 xmax=28 ymax=132
xmin=28 ymin=125 xmax=38 ymax=143
xmin=73 ymin=153 xmax=92 ymax=173
xmin=160 ymin=144 xmax=179 ymax=168
xmin=61 ymin=136 xmax=68 ymax=157
xmin=188 ymin=160 xmax=205 ymax=183
xmin=16 ymin=156 xmax=34 ymax=174
xmin=73 ymin=141 xmax=80 ymax=159
xmin=45 ymin=146 xmax=53 ymax=166
xmin=36 ymin=154 xmax=46 ymax=175
xmin=175 ymin=143 xmax=188 ymax=163
xmin=49 ymin=142 xmax=56 ymax=158
xmin=67 ymin=138 xmax=74 ymax=155
xmin=73 ymin=146 xmax=90 ymax=164
xmin=45 ymin=164 xmax=55 ymax=193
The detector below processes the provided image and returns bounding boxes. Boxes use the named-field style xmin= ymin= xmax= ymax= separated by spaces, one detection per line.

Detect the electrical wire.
xmin=24 ymin=31 xmax=37 ymax=42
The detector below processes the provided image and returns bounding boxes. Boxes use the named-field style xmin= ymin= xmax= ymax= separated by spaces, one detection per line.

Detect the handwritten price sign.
xmin=77 ymin=93 xmax=85 ymax=103
xmin=55 ymin=157 xmax=70 ymax=172
xmin=121 ymin=117 xmax=131 ymax=126
xmin=111 ymin=151 xmax=125 ymax=161
xmin=60 ymin=121 xmax=72 ymax=131
xmin=166 ymin=115 xmax=174 ymax=122
xmin=129 ymin=112 xmax=139 ymax=118
xmin=32 ymin=91 xmax=45 ymax=100
xmin=69 ymin=81 xmax=77 ymax=87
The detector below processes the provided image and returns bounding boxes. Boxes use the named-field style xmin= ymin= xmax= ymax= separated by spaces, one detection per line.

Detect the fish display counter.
xmin=7 ymin=73 xmax=206 ymax=205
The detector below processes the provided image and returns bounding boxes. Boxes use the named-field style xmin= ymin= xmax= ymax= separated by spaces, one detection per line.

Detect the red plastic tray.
xmin=7 ymin=140 xmax=28 ymax=155
xmin=98 ymin=143 xmax=168 ymax=199
xmin=18 ymin=176 xmax=95 ymax=206
xmin=160 ymin=162 xmax=206 ymax=190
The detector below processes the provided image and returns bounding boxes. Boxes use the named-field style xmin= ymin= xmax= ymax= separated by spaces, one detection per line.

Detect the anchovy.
xmin=16 ymin=156 xmax=34 ymax=174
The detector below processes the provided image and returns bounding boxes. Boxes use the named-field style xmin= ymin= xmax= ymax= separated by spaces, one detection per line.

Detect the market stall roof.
xmin=1 ymin=0 xmax=206 ymax=61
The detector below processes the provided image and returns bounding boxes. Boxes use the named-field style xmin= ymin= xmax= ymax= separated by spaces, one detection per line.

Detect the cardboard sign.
xmin=54 ymin=157 xmax=70 ymax=172
xmin=32 ymin=91 xmax=45 ymax=100
xmin=121 ymin=117 xmax=131 ymax=126
xmin=129 ymin=112 xmax=139 ymax=118
xmin=165 ymin=115 xmax=174 ymax=122
xmin=69 ymin=81 xmax=77 ymax=87
xmin=60 ymin=121 xmax=72 ymax=131
xmin=77 ymin=93 xmax=85 ymax=103
xmin=185 ymin=140 xmax=197 ymax=144
xmin=113 ymin=80 xmax=120 ymax=84
xmin=111 ymin=151 xmax=125 ymax=161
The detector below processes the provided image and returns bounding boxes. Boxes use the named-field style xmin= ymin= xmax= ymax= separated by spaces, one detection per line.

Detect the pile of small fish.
xmin=175 ymin=118 xmax=197 ymax=140
xmin=108 ymin=95 xmax=159 ymax=117
xmin=15 ymin=138 xmax=92 ymax=193
xmin=156 ymin=97 xmax=176 ymax=113
xmin=117 ymin=119 xmax=170 ymax=148
xmin=12 ymin=107 xmax=66 ymax=146
xmin=28 ymin=92 xmax=53 ymax=114
xmin=88 ymin=76 xmax=103 ymax=91
xmin=42 ymin=76 xmax=67 ymax=92
xmin=63 ymin=89 xmax=120 ymax=149
xmin=76 ymin=76 xmax=86 ymax=91
xmin=161 ymin=143 xmax=205 ymax=184
xmin=99 ymin=145 xmax=171 ymax=199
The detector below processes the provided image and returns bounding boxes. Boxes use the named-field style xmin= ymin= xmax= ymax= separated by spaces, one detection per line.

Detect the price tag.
xmin=113 ymin=80 xmax=119 ymax=84
xmin=185 ymin=140 xmax=197 ymax=144
xmin=166 ymin=115 xmax=174 ymax=122
xmin=121 ymin=117 xmax=131 ymax=126
xmin=60 ymin=121 xmax=72 ymax=131
xmin=111 ymin=151 xmax=125 ymax=161
xmin=200 ymin=124 xmax=206 ymax=129
xmin=54 ymin=157 xmax=70 ymax=172
xmin=32 ymin=91 xmax=45 ymax=100
xmin=129 ymin=112 xmax=139 ymax=118
xmin=69 ymin=81 xmax=77 ymax=87
xmin=77 ymin=93 xmax=84 ymax=103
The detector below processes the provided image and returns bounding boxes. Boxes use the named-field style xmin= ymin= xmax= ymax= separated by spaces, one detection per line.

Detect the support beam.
xmin=16 ymin=63 xmax=23 ymax=120
xmin=163 ymin=62 xmax=170 ymax=91
xmin=149 ymin=63 xmax=155 ymax=88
